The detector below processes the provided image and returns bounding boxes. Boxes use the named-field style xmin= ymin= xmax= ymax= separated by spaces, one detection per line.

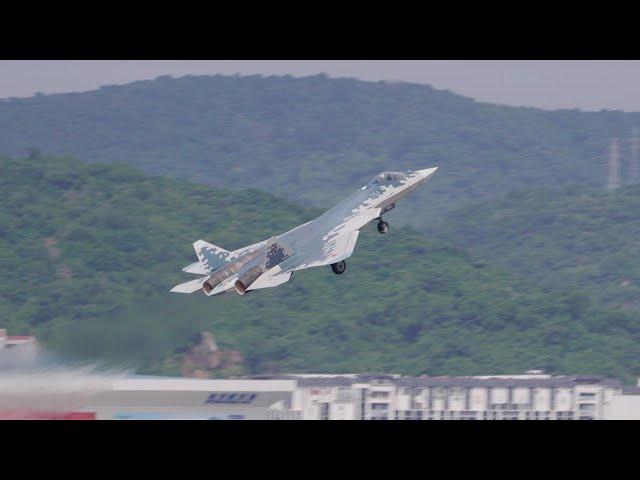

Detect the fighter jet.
xmin=171 ymin=168 xmax=438 ymax=296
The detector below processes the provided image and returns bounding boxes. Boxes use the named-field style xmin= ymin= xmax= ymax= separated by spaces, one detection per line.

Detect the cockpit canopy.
xmin=365 ymin=171 xmax=408 ymax=188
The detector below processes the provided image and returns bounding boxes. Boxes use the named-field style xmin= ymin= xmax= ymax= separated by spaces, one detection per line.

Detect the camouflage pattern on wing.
xmin=265 ymin=237 xmax=294 ymax=269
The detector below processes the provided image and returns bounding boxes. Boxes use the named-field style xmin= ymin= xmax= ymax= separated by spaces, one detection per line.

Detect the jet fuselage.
xmin=172 ymin=167 xmax=438 ymax=296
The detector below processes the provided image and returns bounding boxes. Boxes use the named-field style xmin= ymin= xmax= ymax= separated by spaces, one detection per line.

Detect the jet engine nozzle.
xmin=234 ymin=265 xmax=265 ymax=295
xmin=202 ymin=280 xmax=215 ymax=295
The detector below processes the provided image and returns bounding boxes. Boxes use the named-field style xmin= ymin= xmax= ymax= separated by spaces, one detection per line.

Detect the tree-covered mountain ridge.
xmin=1 ymin=73 xmax=639 ymax=224
xmin=430 ymin=184 xmax=640 ymax=316
xmin=1 ymin=154 xmax=639 ymax=382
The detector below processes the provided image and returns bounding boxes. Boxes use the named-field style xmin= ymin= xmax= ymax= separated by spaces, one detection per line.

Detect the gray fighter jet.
xmin=171 ymin=167 xmax=438 ymax=296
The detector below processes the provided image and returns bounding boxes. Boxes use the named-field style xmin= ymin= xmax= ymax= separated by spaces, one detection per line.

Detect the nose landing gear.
xmin=331 ymin=260 xmax=346 ymax=275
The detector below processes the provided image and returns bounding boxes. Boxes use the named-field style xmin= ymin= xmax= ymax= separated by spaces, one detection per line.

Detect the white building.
xmin=287 ymin=373 xmax=623 ymax=420
xmin=603 ymin=386 xmax=640 ymax=420
xmin=83 ymin=377 xmax=299 ymax=420
xmin=0 ymin=329 xmax=37 ymax=351
xmin=0 ymin=329 xmax=39 ymax=370
xmin=8 ymin=371 xmax=635 ymax=420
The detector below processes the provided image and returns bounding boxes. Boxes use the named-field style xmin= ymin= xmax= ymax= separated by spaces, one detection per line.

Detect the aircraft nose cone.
xmin=415 ymin=167 xmax=438 ymax=179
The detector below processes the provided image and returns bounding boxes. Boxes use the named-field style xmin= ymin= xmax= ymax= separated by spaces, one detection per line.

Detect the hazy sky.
xmin=1 ymin=60 xmax=639 ymax=111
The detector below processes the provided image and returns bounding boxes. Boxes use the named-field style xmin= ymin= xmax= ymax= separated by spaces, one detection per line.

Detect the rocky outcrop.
xmin=179 ymin=332 xmax=244 ymax=378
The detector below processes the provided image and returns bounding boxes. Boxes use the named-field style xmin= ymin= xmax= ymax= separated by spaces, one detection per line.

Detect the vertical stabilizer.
xmin=193 ymin=240 xmax=231 ymax=271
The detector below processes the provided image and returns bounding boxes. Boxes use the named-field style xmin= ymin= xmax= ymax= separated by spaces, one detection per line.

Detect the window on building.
xmin=371 ymin=391 xmax=390 ymax=398
xmin=337 ymin=387 xmax=352 ymax=402
xmin=579 ymin=392 xmax=596 ymax=398
xmin=320 ymin=403 xmax=330 ymax=420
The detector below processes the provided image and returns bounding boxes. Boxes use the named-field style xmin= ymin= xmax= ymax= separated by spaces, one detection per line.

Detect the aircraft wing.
xmin=286 ymin=206 xmax=381 ymax=272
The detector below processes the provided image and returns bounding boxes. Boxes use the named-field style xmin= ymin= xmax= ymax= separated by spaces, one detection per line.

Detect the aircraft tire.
xmin=377 ymin=221 xmax=390 ymax=234
xmin=331 ymin=260 xmax=346 ymax=275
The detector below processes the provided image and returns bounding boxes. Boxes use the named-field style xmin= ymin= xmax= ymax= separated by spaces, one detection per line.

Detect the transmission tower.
xmin=608 ymin=138 xmax=621 ymax=191
xmin=630 ymin=128 xmax=640 ymax=184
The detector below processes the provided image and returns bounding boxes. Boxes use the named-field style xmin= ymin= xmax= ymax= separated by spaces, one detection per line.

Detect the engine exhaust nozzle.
xmin=202 ymin=280 xmax=214 ymax=295
xmin=234 ymin=265 xmax=265 ymax=295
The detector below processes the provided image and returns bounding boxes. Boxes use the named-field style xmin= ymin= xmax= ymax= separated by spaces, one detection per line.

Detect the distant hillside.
xmin=431 ymin=185 xmax=640 ymax=317
xmin=2 ymin=155 xmax=639 ymax=381
xmin=1 ymin=74 xmax=639 ymax=224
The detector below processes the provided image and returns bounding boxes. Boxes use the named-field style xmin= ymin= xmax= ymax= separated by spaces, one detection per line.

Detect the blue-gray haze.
xmin=1 ymin=60 xmax=639 ymax=111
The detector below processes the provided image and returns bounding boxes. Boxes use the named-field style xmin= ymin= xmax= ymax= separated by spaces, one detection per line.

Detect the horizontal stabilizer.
xmin=182 ymin=261 xmax=210 ymax=275
xmin=170 ymin=276 xmax=209 ymax=294
xmin=247 ymin=271 xmax=292 ymax=291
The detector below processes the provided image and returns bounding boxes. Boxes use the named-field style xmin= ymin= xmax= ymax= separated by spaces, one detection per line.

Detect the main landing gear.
xmin=377 ymin=219 xmax=390 ymax=234
xmin=331 ymin=260 xmax=346 ymax=275
xmin=376 ymin=203 xmax=396 ymax=234
xmin=376 ymin=204 xmax=394 ymax=234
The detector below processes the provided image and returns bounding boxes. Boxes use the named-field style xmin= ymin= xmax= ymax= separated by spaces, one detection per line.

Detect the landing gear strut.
xmin=331 ymin=260 xmax=346 ymax=275
xmin=377 ymin=220 xmax=390 ymax=234
xmin=376 ymin=204 xmax=394 ymax=234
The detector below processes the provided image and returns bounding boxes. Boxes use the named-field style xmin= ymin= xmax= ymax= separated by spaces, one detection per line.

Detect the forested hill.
xmin=429 ymin=185 xmax=640 ymax=315
xmin=2 ymin=155 xmax=639 ymax=381
xmin=1 ymin=74 xmax=639 ymax=224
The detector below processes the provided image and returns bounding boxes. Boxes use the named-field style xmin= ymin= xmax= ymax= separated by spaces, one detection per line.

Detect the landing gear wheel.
xmin=331 ymin=260 xmax=346 ymax=275
xmin=377 ymin=220 xmax=390 ymax=234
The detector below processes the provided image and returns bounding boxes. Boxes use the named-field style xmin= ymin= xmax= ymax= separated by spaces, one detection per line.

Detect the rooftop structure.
xmin=0 ymin=329 xmax=37 ymax=350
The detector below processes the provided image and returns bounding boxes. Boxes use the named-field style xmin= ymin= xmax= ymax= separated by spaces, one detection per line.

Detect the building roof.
xmin=114 ymin=373 xmax=623 ymax=389
xmin=395 ymin=376 xmax=622 ymax=388
xmin=239 ymin=373 xmax=625 ymax=388
xmin=114 ymin=377 xmax=297 ymax=392
xmin=297 ymin=377 xmax=357 ymax=387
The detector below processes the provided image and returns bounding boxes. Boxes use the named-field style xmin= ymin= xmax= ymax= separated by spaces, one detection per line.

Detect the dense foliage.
xmin=2 ymin=155 xmax=639 ymax=381
xmin=431 ymin=185 xmax=640 ymax=316
xmin=1 ymin=74 xmax=639 ymax=224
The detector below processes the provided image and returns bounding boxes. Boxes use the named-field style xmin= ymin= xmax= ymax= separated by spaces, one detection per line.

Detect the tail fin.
xmin=193 ymin=240 xmax=231 ymax=272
